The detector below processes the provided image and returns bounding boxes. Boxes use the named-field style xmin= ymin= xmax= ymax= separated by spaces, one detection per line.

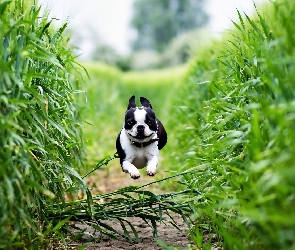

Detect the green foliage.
xmin=0 ymin=0 xmax=84 ymax=248
xmin=176 ymin=1 xmax=295 ymax=248
xmin=131 ymin=0 xmax=208 ymax=52
xmin=7 ymin=0 xmax=295 ymax=248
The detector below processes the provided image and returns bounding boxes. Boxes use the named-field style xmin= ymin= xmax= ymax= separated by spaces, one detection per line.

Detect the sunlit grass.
xmin=69 ymin=0 xmax=295 ymax=248
xmin=175 ymin=0 xmax=295 ymax=249
xmin=0 ymin=0 xmax=86 ymax=248
xmin=0 ymin=3 xmax=190 ymax=244
xmin=4 ymin=0 xmax=295 ymax=248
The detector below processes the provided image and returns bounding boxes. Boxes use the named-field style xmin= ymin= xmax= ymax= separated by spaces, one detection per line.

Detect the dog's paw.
xmin=129 ymin=169 xmax=141 ymax=179
xmin=123 ymin=164 xmax=140 ymax=179
xmin=146 ymin=166 xmax=156 ymax=176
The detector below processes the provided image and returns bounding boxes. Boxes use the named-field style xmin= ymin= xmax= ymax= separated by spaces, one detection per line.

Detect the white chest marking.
xmin=120 ymin=129 xmax=159 ymax=171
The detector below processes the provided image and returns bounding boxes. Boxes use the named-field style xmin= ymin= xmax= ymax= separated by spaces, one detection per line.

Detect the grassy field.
xmin=174 ymin=1 xmax=295 ymax=249
xmin=0 ymin=3 xmax=189 ymax=245
xmin=80 ymin=0 xmax=295 ymax=249
xmin=2 ymin=0 xmax=295 ymax=249
xmin=0 ymin=0 xmax=86 ymax=248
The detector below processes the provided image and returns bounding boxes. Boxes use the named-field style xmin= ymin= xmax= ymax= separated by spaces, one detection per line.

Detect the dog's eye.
xmin=127 ymin=121 xmax=134 ymax=126
xmin=147 ymin=120 xmax=154 ymax=125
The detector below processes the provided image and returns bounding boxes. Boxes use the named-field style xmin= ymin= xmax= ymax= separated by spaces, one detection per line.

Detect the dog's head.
xmin=124 ymin=95 xmax=157 ymax=142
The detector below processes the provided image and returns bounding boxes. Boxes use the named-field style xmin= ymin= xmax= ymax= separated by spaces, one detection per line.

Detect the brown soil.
xmin=70 ymin=215 xmax=189 ymax=249
xmin=69 ymin=167 xmax=193 ymax=250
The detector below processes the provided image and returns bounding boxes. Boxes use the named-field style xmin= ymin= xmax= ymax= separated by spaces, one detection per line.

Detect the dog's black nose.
xmin=137 ymin=125 xmax=145 ymax=132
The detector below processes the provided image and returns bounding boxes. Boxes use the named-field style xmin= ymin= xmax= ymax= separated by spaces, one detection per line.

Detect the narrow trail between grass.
xmin=71 ymin=168 xmax=191 ymax=249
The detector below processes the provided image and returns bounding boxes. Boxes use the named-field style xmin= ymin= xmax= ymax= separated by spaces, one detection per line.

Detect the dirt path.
xmin=70 ymin=215 xmax=189 ymax=249
xmin=70 ymin=167 xmax=192 ymax=249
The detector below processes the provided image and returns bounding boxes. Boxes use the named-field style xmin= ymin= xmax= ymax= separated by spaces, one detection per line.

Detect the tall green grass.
xmin=176 ymin=1 xmax=295 ymax=248
xmin=0 ymin=1 xmax=85 ymax=248
xmin=0 ymin=2 xmax=193 ymax=248
xmin=8 ymin=0 xmax=295 ymax=248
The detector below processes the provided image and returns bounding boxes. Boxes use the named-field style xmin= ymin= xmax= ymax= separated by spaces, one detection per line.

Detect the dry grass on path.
xmin=70 ymin=166 xmax=192 ymax=249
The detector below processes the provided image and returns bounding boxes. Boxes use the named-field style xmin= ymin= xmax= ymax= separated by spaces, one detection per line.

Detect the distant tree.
xmin=131 ymin=0 xmax=208 ymax=52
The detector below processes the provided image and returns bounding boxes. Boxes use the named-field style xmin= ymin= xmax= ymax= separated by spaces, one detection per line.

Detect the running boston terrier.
xmin=116 ymin=96 xmax=167 ymax=179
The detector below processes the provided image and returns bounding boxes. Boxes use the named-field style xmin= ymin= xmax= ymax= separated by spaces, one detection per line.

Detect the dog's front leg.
xmin=122 ymin=160 xmax=140 ymax=179
xmin=146 ymin=154 xmax=159 ymax=176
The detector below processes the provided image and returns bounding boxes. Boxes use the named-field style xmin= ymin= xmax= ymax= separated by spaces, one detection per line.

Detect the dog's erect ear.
xmin=127 ymin=95 xmax=136 ymax=110
xmin=140 ymin=97 xmax=153 ymax=110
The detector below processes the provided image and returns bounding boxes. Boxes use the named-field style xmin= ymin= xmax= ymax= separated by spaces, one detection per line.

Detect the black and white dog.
xmin=116 ymin=96 xmax=167 ymax=179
